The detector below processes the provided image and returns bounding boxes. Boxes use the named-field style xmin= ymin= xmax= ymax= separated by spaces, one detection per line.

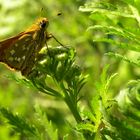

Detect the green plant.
xmin=1 ymin=0 xmax=140 ymax=140
xmin=78 ymin=0 xmax=140 ymax=139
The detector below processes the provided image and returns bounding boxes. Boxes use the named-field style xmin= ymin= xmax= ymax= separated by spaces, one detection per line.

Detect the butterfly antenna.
xmin=57 ymin=12 xmax=62 ymax=16
xmin=37 ymin=8 xmax=44 ymax=19
xmin=49 ymin=12 xmax=62 ymax=22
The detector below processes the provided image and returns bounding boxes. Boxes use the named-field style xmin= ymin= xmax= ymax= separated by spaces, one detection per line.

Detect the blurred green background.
xmin=0 ymin=0 xmax=137 ymax=139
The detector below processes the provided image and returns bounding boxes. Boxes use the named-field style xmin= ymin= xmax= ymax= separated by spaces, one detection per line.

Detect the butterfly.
xmin=0 ymin=17 xmax=54 ymax=76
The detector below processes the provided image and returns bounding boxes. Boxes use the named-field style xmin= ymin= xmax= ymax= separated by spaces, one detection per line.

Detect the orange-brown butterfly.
xmin=0 ymin=17 xmax=61 ymax=76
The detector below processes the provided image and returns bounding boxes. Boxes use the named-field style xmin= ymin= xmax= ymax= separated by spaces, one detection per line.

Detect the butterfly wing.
xmin=0 ymin=32 xmax=40 ymax=76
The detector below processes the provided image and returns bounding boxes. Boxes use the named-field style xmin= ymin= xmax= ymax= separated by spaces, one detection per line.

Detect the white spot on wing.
xmin=10 ymin=50 xmax=15 ymax=55
xmin=14 ymin=57 xmax=21 ymax=62
xmin=22 ymin=56 xmax=25 ymax=60
xmin=17 ymin=58 xmax=21 ymax=62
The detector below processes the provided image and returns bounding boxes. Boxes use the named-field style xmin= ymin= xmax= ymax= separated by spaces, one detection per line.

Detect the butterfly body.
xmin=0 ymin=17 xmax=51 ymax=76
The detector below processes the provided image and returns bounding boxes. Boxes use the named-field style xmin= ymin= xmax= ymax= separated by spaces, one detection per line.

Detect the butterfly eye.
xmin=40 ymin=20 xmax=49 ymax=28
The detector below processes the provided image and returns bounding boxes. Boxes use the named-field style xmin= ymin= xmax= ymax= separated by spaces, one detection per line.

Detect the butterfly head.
xmin=37 ymin=18 xmax=49 ymax=29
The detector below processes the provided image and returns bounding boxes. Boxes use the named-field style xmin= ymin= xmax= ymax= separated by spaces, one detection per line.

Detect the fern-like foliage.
xmin=0 ymin=107 xmax=40 ymax=139
xmin=79 ymin=0 xmax=140 ymax=140
xmin=27 ymin=45 xmax=86 ymax=123
xmin=76 ymin=65 xmax=117 ymax=140
xmin=108 ymin=80 xmax=140 ymax=140
xmin=80 ymin=1 xmax=140 ymax=66
xmin=0 ymin=105 xmax=69 ymax=140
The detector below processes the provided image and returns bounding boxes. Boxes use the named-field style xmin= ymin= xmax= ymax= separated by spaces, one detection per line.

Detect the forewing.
xmin=0 ymin=33 xmax=35 ymax=71
xmin=0 ymin=33 xmax=23 ymax=59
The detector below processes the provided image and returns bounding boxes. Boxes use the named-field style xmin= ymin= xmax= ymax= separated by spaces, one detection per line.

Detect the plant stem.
xmin=64 ymin=96 xmax=82 ymax=123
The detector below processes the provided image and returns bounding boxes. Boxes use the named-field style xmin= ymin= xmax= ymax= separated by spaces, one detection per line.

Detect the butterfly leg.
xmin=47 ymin=33 xmax=66 ymax=47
